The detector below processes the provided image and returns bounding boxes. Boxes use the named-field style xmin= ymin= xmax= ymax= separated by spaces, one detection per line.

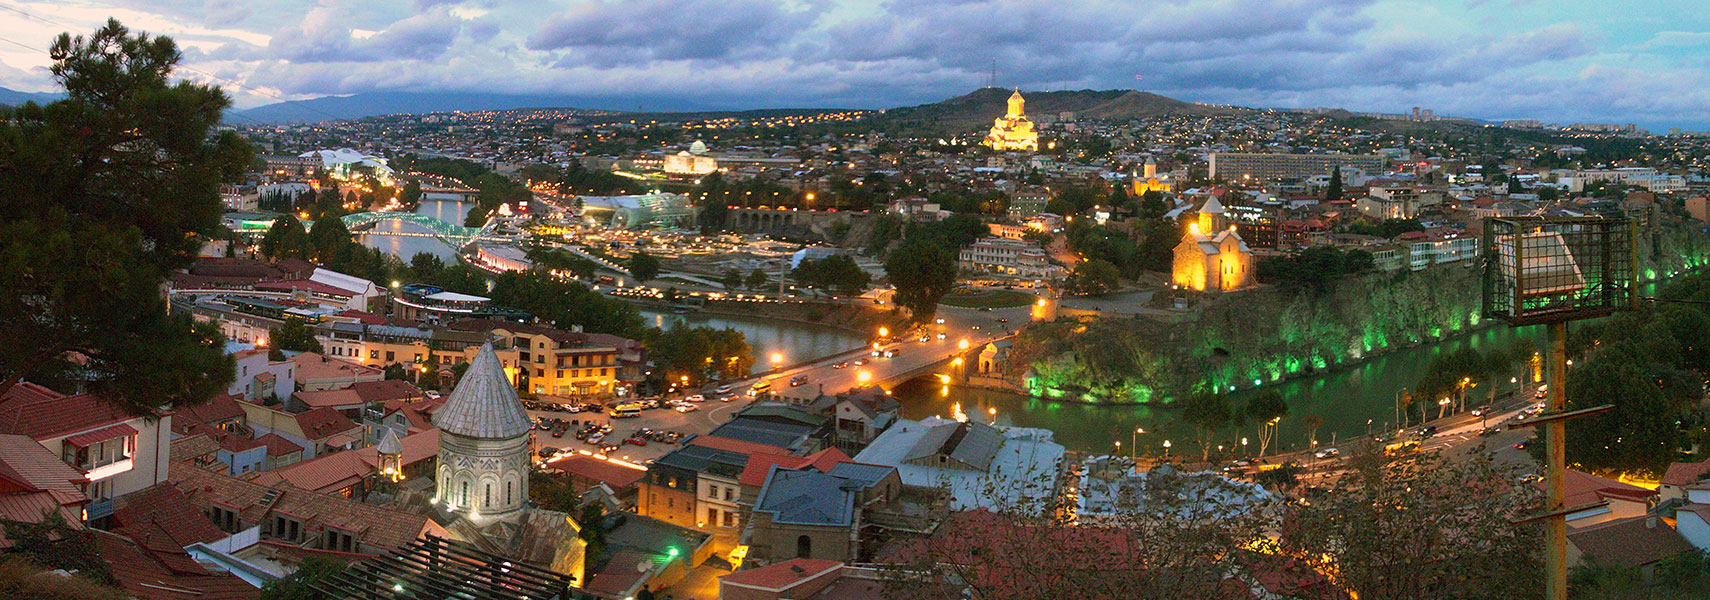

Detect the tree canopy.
xmin=0 ymin=19 xmax=244 ymax=413
xmin=884 ymin=241 xmax=956 ymax=323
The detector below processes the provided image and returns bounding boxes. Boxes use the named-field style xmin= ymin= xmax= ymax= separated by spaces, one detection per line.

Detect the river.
xmin=357 ymin=199 xmax=471 ymax=262
xmin=638 ymin=309 xmax=869 ymax=368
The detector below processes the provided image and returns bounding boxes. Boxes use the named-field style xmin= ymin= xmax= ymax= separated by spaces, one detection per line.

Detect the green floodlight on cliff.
xmin=1482 ymin=216 xmax=1634 ymax=600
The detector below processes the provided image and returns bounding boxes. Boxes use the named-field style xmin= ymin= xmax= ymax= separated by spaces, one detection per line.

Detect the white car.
xmin=685 ymin=394 xmax=706 ymax=403
xmin=1313 ymin=447 xmax=1340 ymax=459
xmin=674 ymin=404 xmax=698 ymax=413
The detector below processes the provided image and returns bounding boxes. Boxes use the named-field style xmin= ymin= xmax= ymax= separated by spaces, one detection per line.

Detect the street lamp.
xmin=1162 ymin=439 xmax=1171 ymax=460
xmin=958 ymin=339 xmax=970 ymax=351
xmin=878 ymin=327 xmax=888 ymax=338
xmin=857 ymin=371 xmax=872 ymax=386
xmin=989 ymin=407 xmax=997 ymax=424
xmin=769 ymin=352 xmax=783 ymax=369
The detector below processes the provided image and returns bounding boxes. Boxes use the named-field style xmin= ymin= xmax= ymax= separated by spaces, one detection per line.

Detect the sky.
xmin=1 ymin=0 xmax=1708 ymax=130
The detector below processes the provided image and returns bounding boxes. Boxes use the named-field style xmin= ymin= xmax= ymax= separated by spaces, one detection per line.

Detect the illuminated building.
xmin=1210 ymin=152 xmax=1384 ymax=183
xmin=1131 ymin=158 xmax=1174 ymax=195
xmin=431 ymin=343 xmax=532 ymax=523
xmin=982 ymin=90 xmax=1039 ymax=152
xmin=1172 ymin=197 xmax=1254 ymax=292
xmin=664 ymin=140 xmax=719 ymax=175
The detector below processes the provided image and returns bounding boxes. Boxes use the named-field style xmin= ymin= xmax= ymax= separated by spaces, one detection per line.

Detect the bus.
xmin=610 ymin=403 xmax=643 ymax=418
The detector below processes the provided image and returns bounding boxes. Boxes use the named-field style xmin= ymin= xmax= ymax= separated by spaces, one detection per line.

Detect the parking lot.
xmin=526 ymin=395 xmax=756 ymax=465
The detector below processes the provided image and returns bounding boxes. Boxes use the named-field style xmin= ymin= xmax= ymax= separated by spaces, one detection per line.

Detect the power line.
xmin=0 ymin=2 xmax=344 ymax=123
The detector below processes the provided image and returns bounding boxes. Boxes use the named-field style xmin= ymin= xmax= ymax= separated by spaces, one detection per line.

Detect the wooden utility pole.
xmin=1544 ymin=321 xmax=1567 ymax=600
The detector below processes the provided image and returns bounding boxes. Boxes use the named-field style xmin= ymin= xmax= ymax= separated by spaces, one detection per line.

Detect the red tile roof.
xmin=293 ymin=407 xmax=359 ymax=441
xmin=292 ymin=388 xmax=364 ymax=410
xmin=545 ymin=454 xmax=648 ymax=489
xmin=93 ymin=529 xmax=261 ymax=600
xmin=287 ymin=353 xmax=383 ymax=384
xmin=1662 ymin=459 xmax=1710 ymax=488
xmin=254 ymin=279 xmax=355 ymax=297
xmin=690 ymin=434 xmax=784 ymax=457
xmin=172 ymin=460 xmax=436 ymax=552
xmin=349 ymin=380 xmax=425 ymax=405
xmin=182 ymin=394 xmax=247 ymax=425
xmin=720 ymin=558 xmax=841 ymax=590
xmin=0 ymin=381 xmax=144 ymax=441
xmin=64 ymin=423 xmax=138 ymax=448
xmin=1548 ymin=469 xmax=1657 ymax=508
xmin=0 ymin=434 xmax=86 ymax=498
xmin=255 ymin=433 xmax=303 ymax=457
xmin=584 ymin=550 xmax=655 ymax=597
xmin=113 ymin=483 xmax=229 ymax=548
xmin=1568 ymin=516 xmax=1694 ymax=569
xmin=737 ymin=447 xmax=853 ymax=488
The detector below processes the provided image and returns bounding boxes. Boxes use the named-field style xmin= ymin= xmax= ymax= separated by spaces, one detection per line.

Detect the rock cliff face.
xmin=1011 ymin=222 xmax=1710 ymax=403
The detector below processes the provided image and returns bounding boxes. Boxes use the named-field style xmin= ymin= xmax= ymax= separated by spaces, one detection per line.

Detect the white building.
xmin=1562 ymin=168 xmax=1687 ymax=193
xmin=0 ymin=382 xmax=175 ymax=524
xmin=958 ymin=237 xmax=1060 ymax=280
xmin=432 ymin=344 xmax=532 ymax=523
xmin=228 ymin=346 xmax=298 ymax=403
xmin=853 ymin=417 xmax=1065 ymax=516
xmin=309 ymin=267 xmax=383 ymax=311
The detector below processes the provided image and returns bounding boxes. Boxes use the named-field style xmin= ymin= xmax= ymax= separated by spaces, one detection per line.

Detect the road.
xmin=736 ymin=300 xmax=1039 ymax=401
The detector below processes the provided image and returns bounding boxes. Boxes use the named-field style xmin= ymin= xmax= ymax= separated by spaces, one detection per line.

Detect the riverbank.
xmin=623 ymin=296 xmax=902 ymax=336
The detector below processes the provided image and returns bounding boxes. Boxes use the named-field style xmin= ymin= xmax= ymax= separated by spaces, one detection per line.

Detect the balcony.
xmin=82 ymin=457 xmax=134 ymax=482
xmin=85 ymin=498 xmax=114 ymax=521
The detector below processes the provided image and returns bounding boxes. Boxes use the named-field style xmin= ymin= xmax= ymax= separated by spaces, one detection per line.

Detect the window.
xmin=485 ymin=483 xmax=492 ymax=507
xmin=796 ymin=535 xmax=812 ymax=559
xmin=557 ymin=370 xmax=564 ymax=378
xmin=386 ymin=351 xmax=395 ymax=362
xmin=461 ymin=481 xmax=469 ymax=505
xmin=535 ymin=368 xmax=544 ymax=377
xmin=723 ymin=487 xmax=734 ymax=502
xmin=505 ymin=481 xmax=512 ymax=505
xmin=370 ymin=350 xmax=380 ymax=359
xmin=706 ymin=484 xmax=718 ymax=499
xmin=722 ymin=510 xmax=736 ymax=528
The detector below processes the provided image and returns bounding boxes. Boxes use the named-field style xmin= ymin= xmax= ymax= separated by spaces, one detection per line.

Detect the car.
xmin=686 ymin=394 xmax=706 ymax=403
xmin=883 ymin=348 xmax=899 ymax=358
xmin=538 ymin=448 xmax=557 ymax=458
xmin=970 ymin=325 xmax=981 ymax=330
xmin=625 ymin=436 xmax=648 ymax=446
xmin=1313 ymin=447 xmax=1340 ymax=459
xmin=1418 ymin=425 xmax=1439 ymax=438
xmin=674 ymin=403 xmax=697 ymax=413
xmin=978 ymin=307 xmax=993 ymax=312
xmin=936 ymin=333 xmax=947 ymax=340
xmin=720 ymin=394 xmax=736 ymax=402
xmin=551 ymin=429 xmax=564 ymax=438
xmin=1514 ymin=439 xmax=1532 ymax=450
xmin=833 ymin=361 xmax=848 ymax=369
xmin=587 ymin=432 xmax=605 ymax=445
xmin=715 ymin=384 xmax=733 ymax=395
xmin=790 ymin=374 xmax=810 ymax=387
xmin=1478 ymin=427 xmax=1501 ymax=436
xmin=918 ymin=335 xmax=931 ymax=343
xmin=998 ymin=318 xmax=1009 ymax=323
xmin=853 ymin=358 xmax=868 ymax=366
xmin=934 ymin=318 xmax=945 ymax=324
xmin=600 ymin=444 xmax=620 ymax=454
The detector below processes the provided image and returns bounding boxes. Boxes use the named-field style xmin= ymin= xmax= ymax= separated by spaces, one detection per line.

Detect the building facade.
xmin=1210 ymin=152 xmax=1385 ymax=183
xmin=431 ymin=344 xmax=533 ymax=523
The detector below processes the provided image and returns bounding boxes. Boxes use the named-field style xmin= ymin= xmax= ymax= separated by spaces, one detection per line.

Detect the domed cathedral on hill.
xmin=983 ymin=89 xmax=1040 ymax=152
xmin=1172 ymin=196 xmax=1255 ymax=293
xmin=394 ymin=343 xmax=587 ymax=584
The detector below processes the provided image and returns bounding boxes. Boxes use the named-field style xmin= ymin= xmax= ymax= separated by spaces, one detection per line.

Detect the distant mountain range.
xmin=229 ymin=87 xmax=1248 ymax=127
xmin=231 ymin=91 xmax=744 ymax=124
xmin=0 ymin=86 xmax=62 ymax=106
xmin=875 ymin=87 xmax=1249 ymax=132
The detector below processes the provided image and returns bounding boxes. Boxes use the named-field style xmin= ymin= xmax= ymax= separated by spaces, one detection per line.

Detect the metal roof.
xmin=432 ymin=344 xmax=531 ymax=440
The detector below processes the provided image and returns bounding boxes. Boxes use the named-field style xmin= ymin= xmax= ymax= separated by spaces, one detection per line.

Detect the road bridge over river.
xmin=719 ymin=301 xmax=1039 ymax=400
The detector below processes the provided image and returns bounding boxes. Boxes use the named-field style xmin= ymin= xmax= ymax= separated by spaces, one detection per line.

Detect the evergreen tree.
xmin=269 ymin=317 xmax=323 ymax=354
xmin=1325 ymin=167 xmax=1343 ymax=202
xmin=0 ymin=19 xmax=244 ymax=412
xmin=627 ymin=251 xmax=661 ymax=283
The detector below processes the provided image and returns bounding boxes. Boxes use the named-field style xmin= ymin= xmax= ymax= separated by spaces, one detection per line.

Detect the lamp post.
xmin=988 ymin=407 xmax=997 ymax=424
xmin=1132 ymin=427 xmax=1144 ymax=460
xmin=770 ymin=352 xmax=783 ymax=370
xmin=1162 ymin=439 xmax=1171 ymax=460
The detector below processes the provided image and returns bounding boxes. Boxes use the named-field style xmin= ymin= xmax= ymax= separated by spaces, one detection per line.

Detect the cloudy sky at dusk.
xmin=2 ymin=0 xmax=1708 ymax=128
